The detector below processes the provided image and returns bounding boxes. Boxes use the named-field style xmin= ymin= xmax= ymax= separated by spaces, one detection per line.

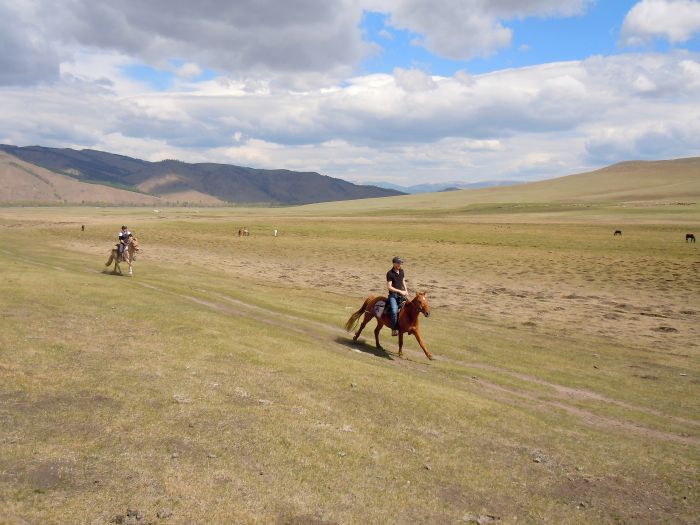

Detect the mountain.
xmin=0 ymin=145 xmax=403 ymax=205
xmin=0 ymin=152 xmax=160 ymax=205
xmin=370 ymin=180 xmax=522 ymax=194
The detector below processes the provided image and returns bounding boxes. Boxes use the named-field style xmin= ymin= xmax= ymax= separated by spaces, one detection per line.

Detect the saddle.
xmin=372 ymin=296 xmax=406 ymax=318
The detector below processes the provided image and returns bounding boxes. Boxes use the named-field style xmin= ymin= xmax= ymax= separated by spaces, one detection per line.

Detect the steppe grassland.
xmin=0 ymin=202 xmax=698 ymax=524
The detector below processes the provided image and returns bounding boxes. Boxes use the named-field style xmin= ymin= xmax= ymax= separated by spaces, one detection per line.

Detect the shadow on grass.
xmin=334 ymin=336 xmax=395 ymax=360
xmin=101 ymin=269 xmax=126 ymax=276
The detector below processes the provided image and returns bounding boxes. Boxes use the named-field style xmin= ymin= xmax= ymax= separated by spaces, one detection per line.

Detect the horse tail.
xmin=345 ymin=296 xmax=374 ymax=332
xmin=105 ymin=252 xmax=114 ymax=266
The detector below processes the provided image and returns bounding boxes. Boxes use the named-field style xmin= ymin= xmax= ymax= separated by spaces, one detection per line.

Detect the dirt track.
xmin=8 ymin=243 xmax=696 ymax=448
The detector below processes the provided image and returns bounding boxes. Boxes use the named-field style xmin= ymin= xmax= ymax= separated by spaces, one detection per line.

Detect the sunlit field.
xmin=1 ymin=202 xmax=698 ymax=524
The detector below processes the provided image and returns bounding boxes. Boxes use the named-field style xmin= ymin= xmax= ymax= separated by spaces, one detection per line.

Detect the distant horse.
xmin=687 ymin=233 xmax=696 ymax=243
xmin=345 ymin=292 xmax=433 ymax=360
xmin=105 ymin=237 xmax=140 ymax=276
xmin=614 ymin=230 xmax=622 ymax=236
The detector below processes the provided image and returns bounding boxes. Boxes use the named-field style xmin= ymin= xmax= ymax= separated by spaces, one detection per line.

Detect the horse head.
xmin=413 ymin=292 xmax=430 ymax=317
xmin=129 ymin=237 xmax=140 ymax=252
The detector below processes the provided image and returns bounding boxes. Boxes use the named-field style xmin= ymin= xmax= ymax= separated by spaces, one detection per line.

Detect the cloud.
xmin=1 ymin=0 xmax=370 ymax=87
xmin=585 ymin=119 xmax=700 ymax=163
xmin=366 ymin=0 xmax=593 ymax=59
xmin=4 ymin=47 xmax=699 ymax=184
xmin=174 ymin=62 xmax=203 ymax=80
xmin=393 ymin=68 xmax=437 ymax=91
xmin=621 ymin=0 xmax=700 ymax=46
xmin=0 ymin=0 xmax=599 ymax=88
xmin=0 ymin=3 xmax=63 ymax=85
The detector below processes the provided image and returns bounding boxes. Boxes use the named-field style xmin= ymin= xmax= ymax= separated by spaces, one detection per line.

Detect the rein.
xmin=405 ymin=298 xmax=422 ymax=317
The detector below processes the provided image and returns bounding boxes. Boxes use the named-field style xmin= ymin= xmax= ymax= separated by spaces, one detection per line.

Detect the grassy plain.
xmin=0 ymin=199 xmax=699 ymax=524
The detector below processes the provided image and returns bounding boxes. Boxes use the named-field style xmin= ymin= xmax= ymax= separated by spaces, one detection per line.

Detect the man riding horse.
xmin=117 ymin=225 xmax=131 ymax=258
xmin=387 ymin=256 xmax=409 ymax=336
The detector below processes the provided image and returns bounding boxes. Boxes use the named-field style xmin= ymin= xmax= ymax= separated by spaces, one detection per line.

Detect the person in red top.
xmin=386 ymin=256 xmax=409 ymax=336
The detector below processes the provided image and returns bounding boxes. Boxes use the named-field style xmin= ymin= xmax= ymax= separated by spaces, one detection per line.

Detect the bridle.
xmin=412 ymin=295 xmax=429 ymax=315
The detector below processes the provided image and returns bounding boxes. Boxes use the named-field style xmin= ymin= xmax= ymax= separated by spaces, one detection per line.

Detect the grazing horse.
xmin=687 ymin=233 xmax=696 ymax=243
xmin=614 ymin=230 xmax=622 ymax=236
xmin=345 ymin=292 xmax=433 ymax=360
xmin=105 ymin=237 xmax=140 ymax=276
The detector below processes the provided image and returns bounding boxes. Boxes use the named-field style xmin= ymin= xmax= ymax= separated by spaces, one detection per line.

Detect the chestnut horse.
xmin=105 ymin=237 xmax=140 ymax=276
xmin=345 ymin=292 xmax=433 ymax=360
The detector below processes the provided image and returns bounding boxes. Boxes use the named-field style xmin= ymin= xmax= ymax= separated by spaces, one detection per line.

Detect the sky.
xmin=1 ymin=0 xmax=700 ymax=185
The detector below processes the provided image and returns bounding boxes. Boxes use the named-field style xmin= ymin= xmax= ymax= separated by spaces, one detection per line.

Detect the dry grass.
xmin=0 ymin=203 xmax=698 ymax=524
xmin=0 ymin=153 xmax=159 ymax=205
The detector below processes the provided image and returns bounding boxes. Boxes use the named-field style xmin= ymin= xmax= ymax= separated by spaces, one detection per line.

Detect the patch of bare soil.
xmin=56 ymin=240 xmax=700 ymax=445
xmin=72 ymin=239 xmax=700 ymax=352
xmin=551 ymin=474 xmax=684 ymax=525
xmin=84 ymin=239 xmax=700 ymax=353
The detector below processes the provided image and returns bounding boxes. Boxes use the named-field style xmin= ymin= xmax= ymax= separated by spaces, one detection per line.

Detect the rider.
xmin=386 ymin=256 xmax=409 ymax=336
xmin=117 ymin=225 xmax=131 ymax=257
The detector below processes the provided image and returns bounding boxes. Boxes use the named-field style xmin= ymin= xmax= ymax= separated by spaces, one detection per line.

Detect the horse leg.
xmin=374 ymin=321 xmax=384 ymax=350
xmin=398 ymin=331 xmax=404 ymax=358
xmin=413 ymin=329 xmax=433 ymax=360
xmin=353 ymin=313 xmax=371 ymax=341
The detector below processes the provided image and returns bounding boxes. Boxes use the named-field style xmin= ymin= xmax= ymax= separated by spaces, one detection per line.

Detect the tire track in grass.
xmin=449 ymin=360 xmax=700 ymax=429
xmin=3 ymin=247 xmax=697 ymax=446
xmin=138 ymin=281 xmax=700 ymax=446
xmin=469 ymin=376 xmax=700 ymax=447
xmin=134 ymin=282 xmax=429 ymax=371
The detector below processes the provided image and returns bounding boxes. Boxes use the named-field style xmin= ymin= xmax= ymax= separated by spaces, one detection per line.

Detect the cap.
xmin=392 ymin=256 xmax=404 ymax=264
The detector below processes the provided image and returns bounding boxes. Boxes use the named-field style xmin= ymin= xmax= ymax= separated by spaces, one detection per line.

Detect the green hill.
xmin=301 ymin=157 xmax=700 ymax=215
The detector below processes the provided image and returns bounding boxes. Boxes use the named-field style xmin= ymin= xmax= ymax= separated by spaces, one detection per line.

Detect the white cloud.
xmin=621 ymin=0 xmax=700 ymax=46
xmin=3 ymin=48 xmax=699 ymax=184
xmin=0 ymin=0 xmax=370 ymax=87
xmin=393 ymin=68 xmax=437 ymax=91
xmin=366 ymin=0 xmax=593 ymax=60
xmin=174 ymin=62 xmax=203 ymax=80
xmin=0 ymin=0 xmax=598 ymax=88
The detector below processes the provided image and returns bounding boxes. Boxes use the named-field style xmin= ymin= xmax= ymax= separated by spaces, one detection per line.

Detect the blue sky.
xmin=2 ymin=0 xmax=700 ymax=184
xmin=123 ymin=1 xmax=700 ymax=96
xmin=360 ymin=1 xmax=700 ymax=76
xmin=128 ymin=3 xmax=653 ymax=86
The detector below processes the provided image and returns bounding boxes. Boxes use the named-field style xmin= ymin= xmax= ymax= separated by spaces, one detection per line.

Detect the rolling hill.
xmin=0 ymin=152 xmax=161 ymax=205
xmin=0 ymin=145 xmax=402 ymax=205
xmin=300 ymin=157 xmax=700 ymax=214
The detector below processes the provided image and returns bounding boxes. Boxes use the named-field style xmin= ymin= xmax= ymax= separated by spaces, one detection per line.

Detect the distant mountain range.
xmin=369 ymin=180 xmax=522 ymax=194
xmin=0 ymin=144 xmax=403 ymax=205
